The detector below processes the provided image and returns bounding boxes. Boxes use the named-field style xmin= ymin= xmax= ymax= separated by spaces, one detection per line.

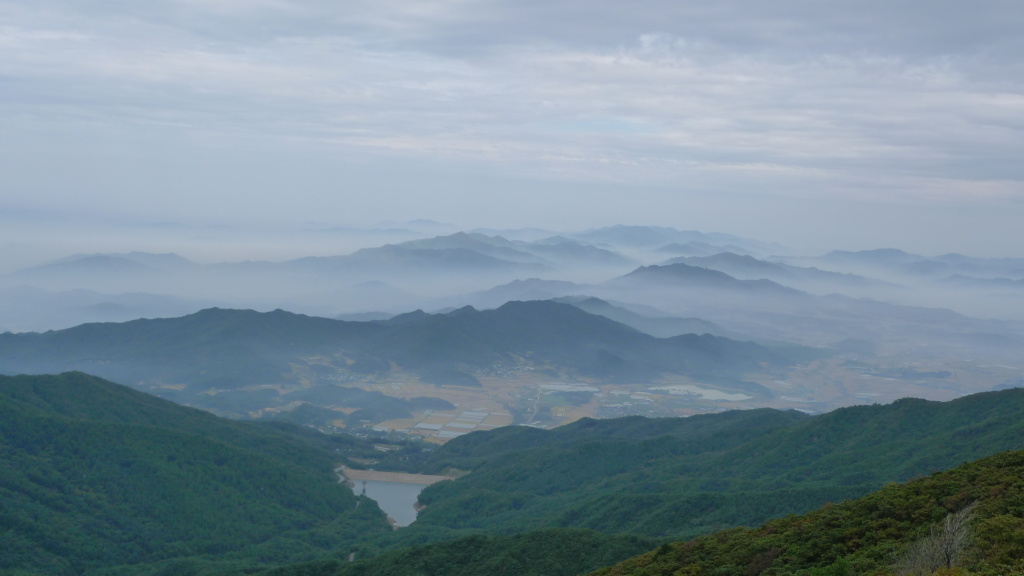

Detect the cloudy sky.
xmin=2 ymin=0 xmax=1023 ymax=260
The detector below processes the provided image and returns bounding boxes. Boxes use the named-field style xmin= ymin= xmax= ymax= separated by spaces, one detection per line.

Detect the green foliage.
xmin=380 ymin=390 xmax=1024 ymax=542
xmin=7 ymin=373 xmax=1024 ymax=576
xmin=0 ymin=373 xmax=393 ymax=575
xmin=260 ymin=529 xmax=659 ymax=576
xmin=589 ymin=450 xmax=1024 ymax=576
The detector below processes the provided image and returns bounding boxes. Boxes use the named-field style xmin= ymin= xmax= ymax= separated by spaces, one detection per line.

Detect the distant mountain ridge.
xmin=570 ymin=225 xmax=781 ymax=254
xmin=814 ymin=248 xmax=1024 ymax=280
xmin=0 ymin=285 xmax=213 ymax=332
xmin=7 ymin=228 xmax=1022 ymax=334
xmin=610 ymin=262 xmax=803 ymax=296
xmin=659 ymin=252 xmax=901 ymax=297
xmin=0 ymin=231 xmax=640 ymax=323
xmin=553 ymin=296 xmax=735 ymax=339
xmin=3 ymin=230 xmax=638 ymax=293
xmin=0 ymin=301 xmax=812 ymax=407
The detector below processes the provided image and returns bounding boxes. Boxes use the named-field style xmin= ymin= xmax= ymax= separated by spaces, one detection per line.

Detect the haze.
xmin=2 ymin=0 xmax=1024 ymax=266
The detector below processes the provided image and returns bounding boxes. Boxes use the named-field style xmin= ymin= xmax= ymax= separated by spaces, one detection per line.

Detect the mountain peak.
xmin=620 ymin=262 xmax=738 ymax=283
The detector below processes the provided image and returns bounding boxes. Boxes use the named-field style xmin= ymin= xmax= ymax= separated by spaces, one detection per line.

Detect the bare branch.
xmin=893 ymin=501 xmax=979 ymax=576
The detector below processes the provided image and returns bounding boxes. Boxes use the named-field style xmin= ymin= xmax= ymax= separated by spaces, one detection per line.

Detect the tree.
xmin=894 ymin=502 xmax=979 ymax=575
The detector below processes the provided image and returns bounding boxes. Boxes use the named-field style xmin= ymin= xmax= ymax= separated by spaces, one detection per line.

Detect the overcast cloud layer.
xmin=2 ymin=0 xmax=1023 ymax=258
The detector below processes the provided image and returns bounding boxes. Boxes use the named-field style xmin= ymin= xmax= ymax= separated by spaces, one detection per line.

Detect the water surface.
xmin=358 ymin=480 xmax=425 ymax=527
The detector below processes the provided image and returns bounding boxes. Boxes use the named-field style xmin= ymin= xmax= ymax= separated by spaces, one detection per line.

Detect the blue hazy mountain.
xmin=571 ymin=225 xmax=784 ymax=255
xmin=816 ymin=249 xmax=1024 ymax=280
xmin=0 ymin=285 xmax=215 ymax=332
xmin=608 ymin=262 xmax=802 ymax=296
xmin=653 ymin=240 xmax=753 ymax=257
xmin=662 ymin=252 xmax=899 ymax=292
xmin=552 ymin=296 xmax=736 ymax=339
xmin=0 ymin=302 xmax=812 ymax=403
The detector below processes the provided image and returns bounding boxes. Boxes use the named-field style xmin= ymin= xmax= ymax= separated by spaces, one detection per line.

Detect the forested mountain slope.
xmin=5 ymin=373 xmax=1024 ymax=576
xmin=258 ymin=448 xmax=1024 ymax=576
xmin=378 ymin=389 xmax=1024 ymax=541
xmin=262 ymin=529 xmax=659 ymax=576
xmin=0 ymin=373 xmax=392 ymax=576
xmin=592 ymin=448 xmax=1024 ymax=576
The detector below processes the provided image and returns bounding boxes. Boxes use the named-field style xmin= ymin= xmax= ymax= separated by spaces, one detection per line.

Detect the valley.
xmin=6 ymin=0 xmax=1023 ymax=571
xmin=7 ymin=371 xmax=1024 ymax=576
xmin=2 ymin=225 xmax=1023 ymax=576
xmin=200 ymin=353 xmax=1006 ymax=443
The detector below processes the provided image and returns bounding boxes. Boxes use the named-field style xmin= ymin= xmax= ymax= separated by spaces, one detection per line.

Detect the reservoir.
xmin=336 ymin=466 xmax=456 ymax=528
xmin=358 ymin=480 xmax=426 ymax=527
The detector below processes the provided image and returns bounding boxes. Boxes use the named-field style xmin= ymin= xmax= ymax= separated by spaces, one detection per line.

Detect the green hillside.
xmin=6 ymin=372 xmax=1024 ymax=576
xmin=255 ymin=447 xmax=1024 ymax=576
xmin=263 ymin=529 xmax=658 ymax=576
xmin=380 ymin=390 xmax=1024 ymax=542
xmin=0 ymin=372 xmax=392 ymax=576
xmin=591 ymin=449 xmax=1024 ymax=576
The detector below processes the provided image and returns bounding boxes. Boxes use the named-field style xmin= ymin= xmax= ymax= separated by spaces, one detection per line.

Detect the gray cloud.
xmin=1 ymin=0 xmax=1023 ymax=255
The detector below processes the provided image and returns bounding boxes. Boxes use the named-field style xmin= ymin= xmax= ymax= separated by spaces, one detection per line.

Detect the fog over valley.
xmin=3 ymin=1 xmax=1024 ymax=574
xmin=2 ymin=224 xmax=1022 ymax=439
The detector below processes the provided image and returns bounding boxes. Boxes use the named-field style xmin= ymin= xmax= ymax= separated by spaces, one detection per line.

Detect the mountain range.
xmin=5 ymin=226 xmax=1024 ymax=349
xmin=0 ymin=301 xmax=815 ymax=417
xmin=7 ymin=372 xmax=1024 ymax=576
xmin=375 ymin=387 xmax=1024 ymax=543
xmin=661 ymin=252 xmax=900 ymax=295
xmin=4 ymin=223 xmax=1024 ymax=576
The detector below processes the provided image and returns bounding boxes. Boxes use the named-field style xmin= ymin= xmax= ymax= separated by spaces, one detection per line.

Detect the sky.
xmin=2 ymin=0 xmax=1023 ymax=262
